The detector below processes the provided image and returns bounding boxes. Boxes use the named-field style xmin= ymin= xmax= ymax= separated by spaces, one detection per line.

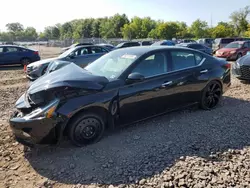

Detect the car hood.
xmin=27 ymin=63 xmax=109 ymax=94
xmin=27 ymin=57 xmax=58 ymax=67
xmin=217 ymin=48 xmax=238 ymax=52
xmin=238 ymin=54 xmax=250 ymax=65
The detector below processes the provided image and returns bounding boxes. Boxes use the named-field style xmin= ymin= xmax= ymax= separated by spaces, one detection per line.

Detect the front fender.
xmin=57 ymin=89 xmax=119 ymax=118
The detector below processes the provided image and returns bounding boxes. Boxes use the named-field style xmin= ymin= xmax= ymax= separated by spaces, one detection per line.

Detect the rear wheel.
xmin=200 ymin=81 xmax=222 ymax=110
xmin=68 ymin=113 xmax=105 ymax=147
xmin=20 ymin=58 xmax=31 ymax=66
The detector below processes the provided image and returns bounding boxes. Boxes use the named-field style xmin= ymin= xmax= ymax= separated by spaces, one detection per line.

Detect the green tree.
xmin=24 ymin=27 xmax=38 ymax=41
xmin=122 ymin=16 xmax=156 ymax=39
xmin=189 ymin=19 xmax=209 ymax=38
xmin=5 ymin=22 xmax=24 ymax=41
xmin=91 ymin=19 xmax=102 ymax=37
xmin=245 ymin=24 xmax=250 ymax=37
xmin=230 ymin=6 xmax=250 ymax=36
xmin=60 ymin=22 xmax=73 ymax=39
xmin=211 ymin=22 xmax=235 ymax=38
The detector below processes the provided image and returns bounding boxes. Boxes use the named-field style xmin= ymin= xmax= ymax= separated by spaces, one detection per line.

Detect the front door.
xmin=118 ymin=51 xmax=181 ymax=125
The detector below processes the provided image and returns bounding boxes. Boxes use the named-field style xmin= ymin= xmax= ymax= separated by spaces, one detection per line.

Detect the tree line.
xmin=0 ymin=6 xmax=250 ymax=42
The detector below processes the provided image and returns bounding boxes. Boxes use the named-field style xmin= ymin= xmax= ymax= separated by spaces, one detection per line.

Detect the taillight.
xmin=34 ymin=51 xmax=39 ymax=55
xmin=223 ymin=63 xmax=231 ymax=69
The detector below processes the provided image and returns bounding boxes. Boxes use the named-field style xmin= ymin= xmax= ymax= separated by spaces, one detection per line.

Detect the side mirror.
xmin=126 ymin=72 xmax=145 ymax=83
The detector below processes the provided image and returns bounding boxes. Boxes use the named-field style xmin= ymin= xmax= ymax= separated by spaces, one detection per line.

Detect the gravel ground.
xmin=1 ymin=64 xmax=250 ymax=188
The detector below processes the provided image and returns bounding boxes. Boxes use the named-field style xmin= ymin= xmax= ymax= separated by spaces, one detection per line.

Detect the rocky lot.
xmin=1 ymin=59 xmax=250 ymax=187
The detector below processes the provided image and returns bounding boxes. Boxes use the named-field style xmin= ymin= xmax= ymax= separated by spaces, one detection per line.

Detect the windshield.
xmin=224 ymin=42 xmax=242 ymax=48
xmin=58 ymin=47 xmax=76 ymax=58
xmin=85 ymin=50 xmax=138 ymax=80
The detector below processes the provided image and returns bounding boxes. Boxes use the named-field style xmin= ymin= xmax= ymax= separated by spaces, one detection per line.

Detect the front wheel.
xmin=200 ymin=81 xmax=222 ymax=110
xmin=68 ymin=113 xmax=105 ymax=147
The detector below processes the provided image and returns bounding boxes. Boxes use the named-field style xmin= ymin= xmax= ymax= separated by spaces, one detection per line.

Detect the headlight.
xmin=234 ymin=60 xmax=240 ymax=68
xmin=30 ymin=64 xmax=42 ymax=71
xmin=24 ymin=99 xmax=60 ymax=119
xmin=230 ymin=51 xmax=236 ymax=54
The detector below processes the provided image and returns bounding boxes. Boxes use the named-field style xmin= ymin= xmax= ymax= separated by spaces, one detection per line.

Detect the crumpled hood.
xmin=27 ymin=57 xmax=58 ymax=67
xmin=27 ymin=63 xmax=109 ymax=94
xmin=238 ymin=54 xmax=250 ymax=65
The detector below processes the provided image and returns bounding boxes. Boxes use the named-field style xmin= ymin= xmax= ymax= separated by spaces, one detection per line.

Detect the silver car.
xmin=26 ymin=45 xmax=110 ymax=80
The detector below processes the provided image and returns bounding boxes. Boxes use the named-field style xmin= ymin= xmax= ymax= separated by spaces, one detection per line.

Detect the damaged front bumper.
xmin=9 ymin=98 xmax=67 ymax=146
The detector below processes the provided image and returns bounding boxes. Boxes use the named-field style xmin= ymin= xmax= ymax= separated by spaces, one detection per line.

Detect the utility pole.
xmin=210 ymin=13 xmax=213 ymax=28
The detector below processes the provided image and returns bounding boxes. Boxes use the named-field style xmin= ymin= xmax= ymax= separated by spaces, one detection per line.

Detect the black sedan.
xmin=9 ymin=46 xmax=231 ymax=147
xmin=178 ymin=43 xmax=213 ymax=55
xmin=232 ymin=54 xmax=250 ymax=80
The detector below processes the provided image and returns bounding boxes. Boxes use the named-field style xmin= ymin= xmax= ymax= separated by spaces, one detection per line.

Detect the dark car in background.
xmin=197 ymin=38 xmax=214 ymax=48
xmin=0 ymin=45 xmax=40 ymax=66
xmin=115 ymin=42 xmax=140 ymax=49
xmin=179 ymin=39 xmax=197 ymax=44
xmin=215 ymin=41 xmax=250 ymax=60
xmin=232 ymin=53 xmax=250 ymax=81
xmin=212 ymin=38 xmax=250 ymax=53
xmin=60 ymin=42 xmax=94 ymax=53
xmin=10 ymin=46 xmax=231 ymax=147
xmin=97 ymin=43 xmax=115 ymax=51
xmin=178 ymin=43 xmax=213 ymax=55
xmin=151 ymin=40 xmax=175 ymax=46
xmin=140 ymin=41 xmax=153 ymax=46
xmin=26 ymin=45 xmax=110 ymax=80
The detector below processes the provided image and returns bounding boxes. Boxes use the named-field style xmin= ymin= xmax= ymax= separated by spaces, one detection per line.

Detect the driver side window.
xmin=131 ymin=52 xmax=168 ymax=78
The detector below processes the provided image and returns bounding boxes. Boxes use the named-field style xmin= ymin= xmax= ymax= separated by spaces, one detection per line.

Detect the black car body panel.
xmin=232 ymin=54 xmax=250 ymax=80
xmin=9 ymin=46 xmax=231 ymax=146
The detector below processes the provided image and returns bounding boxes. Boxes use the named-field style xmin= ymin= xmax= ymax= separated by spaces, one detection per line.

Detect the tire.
xmin=236 ymin=53 xmax=242 ymax=60
xmin=200 ymin=81 xmax=222 ymax=110
xmin=68 ymin=112 xmax=105 ymax=147
xmin=20 ymin=58 xmax=31 ymax=66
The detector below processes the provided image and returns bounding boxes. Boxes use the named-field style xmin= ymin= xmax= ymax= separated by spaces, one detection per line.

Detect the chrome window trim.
xmin=144 ymin=57 xmax=206 ymax=79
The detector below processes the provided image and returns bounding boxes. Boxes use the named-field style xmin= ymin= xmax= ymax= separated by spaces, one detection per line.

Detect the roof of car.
xmin=112 ymin=46 xmax=193 ymax=55
xmin=0 ymin=45 xmax=22 ymax=47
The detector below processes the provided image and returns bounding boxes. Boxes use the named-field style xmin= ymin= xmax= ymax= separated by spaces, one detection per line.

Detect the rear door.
xmin=168 ymin=49 xmax=208 ymax=104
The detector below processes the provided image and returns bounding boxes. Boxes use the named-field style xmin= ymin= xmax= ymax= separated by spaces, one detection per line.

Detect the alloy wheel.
xmin=201 ymin=81 xmax=222 ymax=110
xmin=203 ymin=82 xmax=222 ymax=109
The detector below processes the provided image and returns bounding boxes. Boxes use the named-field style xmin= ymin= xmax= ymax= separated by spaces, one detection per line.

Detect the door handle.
xmin=200 ymin=69 xmax=208 ymax=74
xmin=161 ymin=81 xmax=173 ymax=88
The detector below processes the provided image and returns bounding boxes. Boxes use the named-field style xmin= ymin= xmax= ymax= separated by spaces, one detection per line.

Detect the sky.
xmin=0 ymin=0 xmax=249 ymax=32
